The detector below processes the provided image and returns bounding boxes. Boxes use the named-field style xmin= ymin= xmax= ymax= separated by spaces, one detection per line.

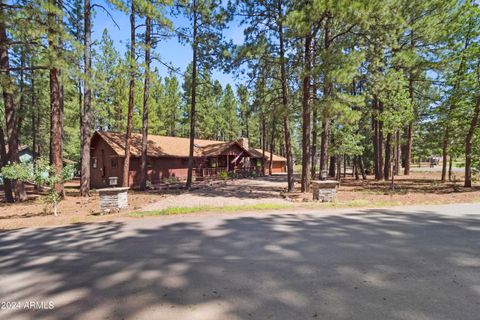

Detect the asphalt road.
xmin=1 ymin=203 xmax=479 ymax=320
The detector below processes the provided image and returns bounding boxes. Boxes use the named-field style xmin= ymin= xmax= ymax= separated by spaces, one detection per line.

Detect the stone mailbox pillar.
xmin=98 ymin=187 xmax=129 ymax=212
xmin=311 ymin=180 xmax=338 ymax=202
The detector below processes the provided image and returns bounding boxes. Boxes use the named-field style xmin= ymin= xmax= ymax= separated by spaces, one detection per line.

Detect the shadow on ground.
xmin=340 ymin=176 xmax=480 ymax=195
xmin=187 ymin=175 xmax=295 ymax=200
xmin=0 ymin=207 xmax=479 ymax=319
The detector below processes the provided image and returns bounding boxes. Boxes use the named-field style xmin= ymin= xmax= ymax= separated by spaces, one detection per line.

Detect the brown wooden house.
xmin=249 ymin=148 xmax=288 ymax=174
xmin=90 ymin=131 xmax=286 ymax=188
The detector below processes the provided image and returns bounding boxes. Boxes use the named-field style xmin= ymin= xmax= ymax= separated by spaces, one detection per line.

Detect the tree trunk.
xmin=80 ymin=0 xmax=92 ymax=196
xmin=122 ymin=2 xmax=135 ymax=187
xmin=329 ymin=155 xmax=336 ymax=178
xmin=311 ymin=39 xmax=319 ymax=180
xmin=261 ymin=114 xmax=266 ymax=176
xmin=301 ymin=31 xmax=312 ymax=192
xmin=186 ymin=0 xmax=197 ymax=189
xmin=245 ymin=111 xmax=249 ymax=139
xmin=373 ymin=116 xmax=379 ymax=179
xmin=378 ymin=102 xmax=385 ymax=180
xmin=48 ymin=0 xmax=64 ymax=195
xmin=269 ymin=116 xmax=275 ymax=176
xmin=441 ymin=127 xmax=448 ymax=182
xmin=0 ymin=4 xmax=27 ymax=201
xmin=448 ymin=155 xmax=453 ymax=181
xmin=18 ymin=50 xmax=26 ymax=135
xmin=358 ymin=155 xmax=367 ymax=180
xmin=78 ymin=79 xmax=82 ymax=170
xmin=351 ymin=156 xmax=355 ymax=177
xmin=0 ymin=126 xmax=14 ymax=202
xmin=441 ymin=36 xmax=470 ymax=182
xmin=384 ymin=133 xmax=391 ymax=181
xmin=354 ymin=156 xmax=359 ymax=180
xmin=50 ymin=67 xmax=63 ymax=194
xmin=319 ymin=14 xmax=332 ymax=174
xmin=395 ymin=130 xmax=400 ymax=176
xmin=404 ymin=70 xmax=414 ymax=175
xmin=336 ymin=156 xmax=341 ymax=181
xmin=464 ymin=96 xmax=480 ymax=188
xmin=277 ymin=0 xmax=294 ymax=192
xmin=404 ymin=122 xmax=413 ymax=175
xmin=31 ymin=65 xmax=38 ymax=190
xmin=140 ymin=16 xmax=151 ymax=191
xmin=311 ymin=105 xmax=318 ymax=179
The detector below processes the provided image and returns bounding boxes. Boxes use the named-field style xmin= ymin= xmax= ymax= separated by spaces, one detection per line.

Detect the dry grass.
xmin=1 ymin=171 xmax=479 ymax=230
xmin=336 ymin=172 xmax=480 ymax=206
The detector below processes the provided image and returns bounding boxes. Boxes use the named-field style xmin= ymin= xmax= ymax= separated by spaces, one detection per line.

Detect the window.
xmin=209 ymin=157 xmax=218 ymax=168
xmin=91 ymin=158 xmax=97 ymax=168
xmin=111 ymin=157 xmax=118 ymax=168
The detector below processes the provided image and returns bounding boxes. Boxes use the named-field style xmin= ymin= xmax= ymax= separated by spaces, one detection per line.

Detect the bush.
xmin=218 ymin=171 xmax=229 ymax=180
xmin=1 ymin=157 xmax=74 ymax=215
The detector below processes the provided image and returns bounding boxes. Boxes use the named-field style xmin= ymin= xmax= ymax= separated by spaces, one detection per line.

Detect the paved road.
xmin=1 ymin=204 xmax=479 ymax=320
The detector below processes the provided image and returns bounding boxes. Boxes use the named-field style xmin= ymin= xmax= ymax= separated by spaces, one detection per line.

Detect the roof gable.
xmin=94 ymin=131 xmax=255 ymax=158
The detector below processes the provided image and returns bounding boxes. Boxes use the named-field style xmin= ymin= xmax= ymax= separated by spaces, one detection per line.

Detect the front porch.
xmin=197 ymin=154 xmax=262 ymax=178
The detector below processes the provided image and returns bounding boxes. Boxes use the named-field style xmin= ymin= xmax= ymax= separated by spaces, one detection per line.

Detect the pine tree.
xmin=93 ymin=29 xmax=122 ymax=129
xmin=48 ymin=0 xmax=64 ymax=195
xmin=80 ymin=0 xmax=91 ymax=196
xmin=176 ymin=0 xmax=230 ymax=188
xmin=163 ymin=73 xmax=181 ymax=136
xmin=0 ymin=0 xmax=27 ymax=201
xmin=122 ymin=0 xmax=136 ymax=187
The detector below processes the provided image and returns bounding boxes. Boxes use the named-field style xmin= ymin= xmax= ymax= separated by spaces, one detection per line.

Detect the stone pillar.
xmin=311 ymin=180 xmax=338 ymax=202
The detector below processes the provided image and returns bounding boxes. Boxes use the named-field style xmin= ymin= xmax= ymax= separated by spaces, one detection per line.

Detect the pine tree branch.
xmin=91 ymin=4 xmax=120 ymax=30
xmin=0 ymin=66 xmax=48 ymax=73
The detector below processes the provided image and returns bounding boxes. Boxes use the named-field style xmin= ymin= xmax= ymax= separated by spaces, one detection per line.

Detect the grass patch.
xmin=129 ymin=203 xmax=294 ymax=217
xmin=301 ymin=198 xmax=403 ymax=209
xmin=301 ymin=199 xmax=370 ymax=209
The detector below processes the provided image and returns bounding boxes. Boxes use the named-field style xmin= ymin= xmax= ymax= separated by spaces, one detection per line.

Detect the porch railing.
xmin=201 ymin=167 xmax=228 ymax=177
xmin=233 ymin=166 xmax=261 ymax=177
xmin=201 ymin=166 xmax=260 ymax=177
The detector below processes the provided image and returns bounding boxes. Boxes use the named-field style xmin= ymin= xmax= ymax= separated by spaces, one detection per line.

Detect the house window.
xmin=92 ymin=157 xmax=97 ymax=168
xmin=111 ymin=157 xmax=118 ymax=168
xmin=209 ymin=157 xmax=218 ymax=168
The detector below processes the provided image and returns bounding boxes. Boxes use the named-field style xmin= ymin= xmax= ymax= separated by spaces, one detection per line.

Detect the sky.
xmin=92 ymin=0 xmax=245 ymax=87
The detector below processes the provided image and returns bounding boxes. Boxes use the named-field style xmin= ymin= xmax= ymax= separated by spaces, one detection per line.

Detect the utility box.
xmin=108 ymin=176 xmax=118 ymax=187
xmin=320 ymin=170 xmax=328 ymax=181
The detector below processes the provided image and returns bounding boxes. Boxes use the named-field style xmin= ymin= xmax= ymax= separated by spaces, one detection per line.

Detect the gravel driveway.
xmin=142 ymin=175 xmax=290 ymax=211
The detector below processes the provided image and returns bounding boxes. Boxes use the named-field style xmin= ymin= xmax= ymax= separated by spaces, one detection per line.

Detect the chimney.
xmin=236 ymin=137 xmax=249 ymax=151
xmin=236 ymin=137 xmax=250 ymax=168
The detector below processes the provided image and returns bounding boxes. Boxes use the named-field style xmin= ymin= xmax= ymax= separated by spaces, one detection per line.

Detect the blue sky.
xmin=92 ymin=0 xmax=244 ymax=86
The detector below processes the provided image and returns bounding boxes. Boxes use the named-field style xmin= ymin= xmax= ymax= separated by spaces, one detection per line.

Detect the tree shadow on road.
xmin=0 ymin=207 xmax=479 ymax=319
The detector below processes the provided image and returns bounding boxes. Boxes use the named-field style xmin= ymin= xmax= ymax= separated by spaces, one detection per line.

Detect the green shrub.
xmin=1 ymin=157 xmax=74 ymax=215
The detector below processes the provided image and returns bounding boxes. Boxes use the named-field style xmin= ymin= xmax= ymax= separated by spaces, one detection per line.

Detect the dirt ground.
xmin=336 ymin=171 xmax=480 ymax=205
xmin=1 ymin=171 xmax=479 ymax=230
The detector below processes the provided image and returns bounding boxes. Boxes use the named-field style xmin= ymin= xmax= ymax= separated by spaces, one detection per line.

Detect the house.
xmin=90 ymin=131 xmax=287 ymax=188
xmin=249 ymin=148 xmax=287 ymax=174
